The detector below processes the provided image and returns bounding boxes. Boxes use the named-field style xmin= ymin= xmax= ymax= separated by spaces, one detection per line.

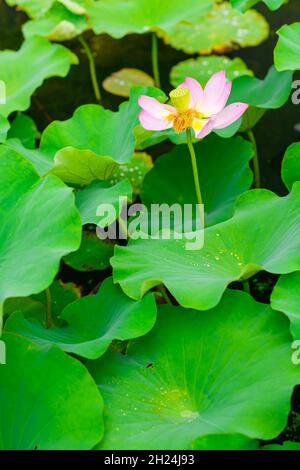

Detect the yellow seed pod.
xmin=169 ymin=87 xmax=190 ymax=111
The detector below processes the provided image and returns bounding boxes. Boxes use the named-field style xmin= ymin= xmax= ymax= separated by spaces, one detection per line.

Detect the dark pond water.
xmin=0 ymin=0 xmax=299 ymax=193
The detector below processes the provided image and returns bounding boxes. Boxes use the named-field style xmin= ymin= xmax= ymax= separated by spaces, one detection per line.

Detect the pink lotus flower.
xmin=138 ymin=71 xmax=248 ymax=138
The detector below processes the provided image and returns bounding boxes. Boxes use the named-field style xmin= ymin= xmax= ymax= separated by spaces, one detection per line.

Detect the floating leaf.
xmin=88 ymin=0 xmax=214 ymax=37
xmin=0 ymin=37 xmax=77 ymax=117
xmin=112 ymin=184 xmax=300 ymax=311
xmin=110 ymin=153 xmax=153 ymax=195
xmin=271 ymin=272 xmax=300 ymax=339
xmin=0 ymin=332 xmax=103 ymax=449
xmin=231 ymin=0 xmax=287 ymax=11
xmin=275 ymin=23 xmax=300 ymax=71
xmin=0 ymin=146 xmax=81 ymax=325
xmin=88 ymin=290 xmax=298 ymax=450
xmin=161 ymin=3 xmax=269 ymax=55
xmin=23 ymin=3 xmax=87 ymax=41
xmin=103 ymin=68 xmax=154 ymax=98
xmin=75 ymin=179 xmax=132 ymax=226
xmin=141 ymin=135 xmax=253 ymax=226
xmin=170 ymin=56 xmax=253 ymax=88
xmin=64 ymin=231 xmax=114 ymax=271
xmin=281 ymin=142 xmax=300 ymax=190
xmin=6 ymin=278 xmax=157 ymax=360
xmin=229 ymin=66 xmax=293 ymax=109
xmin=8 ymin=114 xmax=39 ymax=149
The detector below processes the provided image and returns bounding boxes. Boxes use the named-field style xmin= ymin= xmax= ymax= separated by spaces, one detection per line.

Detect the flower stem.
xmin=79 ymin=36 xmax=101 ymax=103
xmin=45 ymin=288 xmax=53 ymax=329
xmin=186 ymin=128 xmax=204 ymax=227
xmin=151 ymin=33 xmax=161 ymax=88
xmin=247 ymin=130 xmax=260 ymax=188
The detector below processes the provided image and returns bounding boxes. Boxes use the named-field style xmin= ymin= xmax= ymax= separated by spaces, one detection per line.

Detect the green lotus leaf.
xmin=271 ymin=272 xmax=300 ymax=339
xmin=112 ymin=183 xmax=300 ymax=311
xmin=141 ymin=135 xmax=253 ymax=227
xmin=6 ymin=277 xmax=157 ymax=360
xmin=0 ymin=332 xmax=103 ymax=449
xmin=281 ymin=142 xmax=300 ymax=190
xmin=8 ymin=114 xmax=39 ymax=149
xmin=5 ymin=0 xmax=54 ymax=17
xmin=75 ymin=179 xmax=132 ymax=226
xmin=23 ymin=3 xmax=87 ymax=41
xmin=160 ymin=3 xmax=269 ymax=55
xmin=263 ymin=441 xmax=300 ymax=450
xmin=238 ymin=107 xmax=266 ymax=132
xmin=33 ymin=280 xmax=80 ymax=324
xmin=4 ymin=297 xmax=44 ymax=320
xmin=0 ymin=115 xmax=10 ymax=143
xmin=103 ymin=68 xmax=154 ymax=98
xmin=274 ymin=23 xmax=300 ymax=71
xmin=88 ymin=290 xmax=298 ymax=450
xmin=110 ymin=153 xmax=153 ymax=195
xmin=48 ymin=147 xmax=118 ymax=185
xmin=0 ymin=37 xmax=77 ymax=117
xmin=0 ymin=146 xmax=81 ymax=325
xmin=40 ymin=86 xmax=165 ymax=172
xmin=64 ymin=231 xmax=114 ymax=271
xmin=5 ymin=0 xmax=86 ymax=17
xmin=170 ymin=56 xmax=253 ymax=88
xmin=88 ymin=0 xmax=214 ymax=37
xmin=231 ymin=0 xmax=287 ymax=11
xmin=1 ymin=139 xmax=52 ymax=175
xmin=192 ymin=434 xmax=259 ymax=450
xmin=229 ymin=66 xmax=293 ymax=109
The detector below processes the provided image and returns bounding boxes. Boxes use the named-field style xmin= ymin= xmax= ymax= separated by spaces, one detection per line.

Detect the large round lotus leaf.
xmin=0 ymin=332 xmax=103 ymax=449
xmin=271 ymin=272 xmax=300 ymax=339
xmin=281 ymin=142 xmax=300 ymax=190
xmin=274 ymin=23 xmax=300 ymax=71
xmin=231 ymin=0 xmax=287 ymax=11
xmin=23 ymin=3 xmax=87 ymax=41
xmin=0 ymin=37 xmax=77 ymax=117
xmin=160 ymin=3 xmax=269 ymax=55
xmin=88 ymin=290 xmax=298 ymax=450
xmin=229 ymin=66 xmax=293 ymax=109
xmin=63 ymin=231 xmax=114 ymax=271
xmin=103 ymin=68 xmax=154 ymax=98
xmin=75 ymin=179 xmax=132 ymax=226
xmin=87 ymin=0 xmax=213 ymax=37
xmin=5 ymin=277 xmax=157 ymax=360
xmin=0 ymin=146 xmax=81 ymax=326
xmin=170 ymin=56 xmax=253 ymax=88
xmin=40 ymin=86 xmax=166 ymax=173
xmin=8 ymin=114 xmax=39 ymax=149
xmin=112 ymin=183 xmax=300 ymax=311
xmin=192 ymin=434 xmax=259 ymax=450
xmin=141 ymin=135 xmax=253 ymax=227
